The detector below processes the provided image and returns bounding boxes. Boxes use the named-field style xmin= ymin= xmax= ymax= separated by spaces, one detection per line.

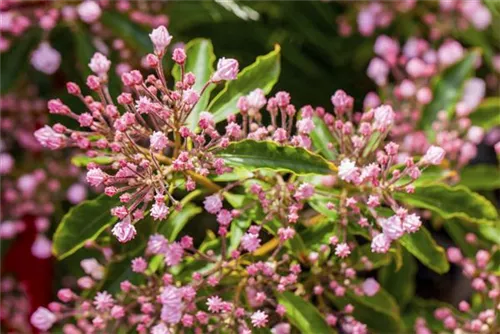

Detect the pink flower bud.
xmin=86 ymin=168 xmax=107 ymax=187
xmin=111 ymin=219 xmax=136 ymax=243
xmin=422 ymin=145 xmax=445 ymax=165
xmin=362 ymin=278 xmax=380 ymax=296
xmin=212 ymin=58 xmax=239 ymax=82
xmin=57 ymin=289 xmax=74 ymax=302
xmin=172 ymin=47 xmax=186 ymax=64
xmin=89 ymin=52 xmax=111 ymax=76
xmin=371 ymin=233 xmax=391 ymax=253
xmin=34 ymin=126 xmax=67 ymax=150
xmin=149 ymin=26 xmax=172 ymax=54
xmin=146 ymin=53 xmax=159 ymax=67
xmin=30 ymin=307 xmax=57 ymax=331
xmin=66 ymin=82 xmax=81 ymax=95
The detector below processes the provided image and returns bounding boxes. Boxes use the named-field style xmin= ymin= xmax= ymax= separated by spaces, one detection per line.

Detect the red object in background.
xmin=2 ymin=215 xmax=53 ymax=333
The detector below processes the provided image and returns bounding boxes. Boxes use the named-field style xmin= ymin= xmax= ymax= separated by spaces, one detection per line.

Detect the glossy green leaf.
xmin=458 ymin=164 xmax=500 ymax=190
xmin=419 ymin=51 xmax=478 ymax=131
xmin=209 ymin=45 xmax=281 ymax=123
xmin=100 ymin=12 xmax=151 ymax=52
xmin=276 ymin=291 xmax=334 ymax=334
xmin=172 ymin=39 xmax=216 ymax=130
xmin=378 ymin=249 xmax=417 ymax=308
xmin=399 ymin=227 xmax=449 ymax=274
xmin=469 ymin=98 xmax=500 ymax=131
xmin=71 ymin=155 xmax=113 ymax=167
xmin=216 ymin=140 xmax=335 ymax=175
xmin=310 ymin=116 xmax=337 ymax=160
xmin=158 ymin=203 xmax=202 ymax=242
xmin=327 ymin=288 xmax=402 ymax=333
xmin=1 ymin=29 xmax=41 ymax=93
xmin=350 ymin=244 xmax=392 ymax=271
xmin=395 ymin=184 xmax=498 ymax=225
xmin=53 ymin=195 xmax=118 ymax=259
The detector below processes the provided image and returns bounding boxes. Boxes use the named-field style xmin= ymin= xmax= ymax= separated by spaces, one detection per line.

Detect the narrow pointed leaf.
xmin=216 ymin=140 xmax=335 ymax=175
xmin=276 ymin=291 xmax=334 ymax=334
xmin=469 ymin=97 xmax=500 ymax=131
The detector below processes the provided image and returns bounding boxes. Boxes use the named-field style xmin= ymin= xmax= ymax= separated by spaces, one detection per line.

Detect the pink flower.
xmin=247 ymin=89 xmax=267 ymax=109
xmin=81 ymin=258 xmax=104 ymax=280
xmin=467 ymin=126 xmax=484 ymax=145
xmin=338 ymin=159 xmax=360 ymax=183
xmin=217 ymin=209 xmax=232 ymax=226
xmin=469 ymin=5 xmax=491 ymax=30
xmin=67 ymin=183 xmax=88 ymax=204
xmin=31 ymin=235 xmax=52 ymax=259
xmin=241 ymin=232 xmax=261 ymax=252
xmin=335 ymin=243 xmax=351 ymax=258
xmin=147 ymin=234 xmax=168 ymax=254
xmin=438 ymin=40 xmax=464 ymax=67
xmin=93 ymin=291 xmax=114 ymax=311
xmin=371 ymin=233 xmax=391 ymax=253
xmin=212 ymin=58 xmax=239 ymax=82
xmin=172 ymin=47 xmax=186 ymax=64
xmin=77 ymin=1 xmax=101 ymax=23
xmin=278 ymin=227 xmax=295 ymax=242
xmin=131 ymin=257 xmax=147 ymax=273
xmin=182 ymin=89 xmax=200 ymax=105
xmin=402 ymin=213 xmax=421 ymax=233
xmin=110 ymin=305 xmax=125 ymax=319
xmin=34 ymin=125 xmax=67 ymax=150
xmin=111 ymin=219 xmax=137 ymax=243
xmin=204 ymin=194 xmax=223 ymax=214
xmin=165 ymin=242 xmax=183 ymax=266
xmin=30 ymin=307 xmax=57 ymax=331
xmin=422 ymin=145 xmax=445 ymax=165
xmin=207 ymin=296 xmax=224 ymax=313
xmin=271 ymin=323 xmax=291 ymax=334
xmin=89 ymin=52 xmax=111 ymax=76
xmin=447 ymin=247 xmax=463 ymax=263
xmin=199 ymin=111 xmax=215 ymax=129
xmin=294 ymin=183 xmax=314 ymax=200
xmin=374 ymin=35 xmax=399 ymax=61
xmin=296 ymin=117 xmax=315 ymax=135
xmin=373 ymin=104 xmax=395 ymax=131
xmin=86 ymin=168 xmax=107 ymax=187
xmin=251 ymin=310 xmax=269 ymax=328
xmin=31 ymin=42 xmax=61 ymax=74
xmin=151 ymin=203 xmax=169 ymax=220
xmin=0 ymin=153 xmax=14 ymax=175
xmin=381 ymin=216 xmax=405 ymax=240
xmin=151 ymin=323 xmax=169 ymax=334
xmin=149 ymin=26 xmax=172 ymax=54
xmin=362 ymin=278 xmax=380 ymax=296
xmin=367 ymin=58 xmax=389 ymax=86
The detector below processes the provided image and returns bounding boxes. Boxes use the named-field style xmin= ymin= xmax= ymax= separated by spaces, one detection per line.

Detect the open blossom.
xmin=31 ymin=42 xmax=61 ymax=74
xmin=151 ymin=203 xmax=169 ymax=220
xmin=34 ymin=125 xmax=67 ymax=149
xmin=204 ymin=195 xmax=223 ymax=214
xmin=381 ymin=216 xmax=405 ymax=240
xmin=212 ymin=58 xmax=239 ymax=82
xmin=371 ymin=233 xmax=391 ymax=253
xmin=150 ymin=26 xmax=172 ymax=53
xmin=241 ymin=232 xmax=261 ymax=252
xmin=402 ymin=213 xmax=421 ymax=233
xmin=30 ymin=307 xmax=57 ymax=331
xmin=207 ymin=296 xmax=224 ymax=313
xmin=422 ymin=145 xmax=445 ymax=165
xmin=86 ymin=168 xmax=107 ymax=187
xmin=111 ymin=219 xmax=137 ymax=243
xmin=165 ymin=242 xmax=183 ymax=266
xmin=335 ymin=243 xmax=351 ymax=258
xmin=247 ymin=89 xmax=267 ymax=109
xmin=373 ymin=105 xmax=394 ymax=131
xmin=89 ymin=52 xmax=111 ymax=76
xmin=251 ymin=310 xmax=269 ymax=328
xmin=93 ymin=291 xmax=114 ymax=311
xmin=338 ymin=159 xmax=359 ymax=183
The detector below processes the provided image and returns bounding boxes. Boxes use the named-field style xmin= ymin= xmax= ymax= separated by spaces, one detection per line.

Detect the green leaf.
xmin=469 ymin=98 xmax=500 ymax=131
xmin=310 ymin=116 xmax=337 ymax=160
xmin=350 ymin=244 xmax=392 ymax=270
xmin=216 ymin=140 xmax=335 ymax=175
xmin=443 ymin=219 xmax=478 ymax=257
xmin=209 ymin=45 xmax=281 ymax=123
xmin=394 ymin=184 xmax=498 ymax=225
xmin=71 ymin=155 xmax=113 ymax=167
xmin=1 ymin=29 xmax=41 ymax=93
xmin=100 ymin=12 xmax=151 ymax=53
xmin=399 ymin=227 xmax=449 ymax=274
xmin=172 ymin=39 xmax=216 ymax=131
xmin=458 ymin=164 xmax=500 ymax=190
xmin=229 ymin=217 xmax=251 ymax=252
xmin=327 ymin=288 xmax=402 ymax=333
xmin=158 ymin=203 xmax=202 ymax=242
xmin=308 ymin=195 xmax=339 ymax=221
xmin=378 ymin=248 xmax=417 ymax=309
xmin=73 ymin=24 xmax=96 ymax=78
xmin=276 ymin=291 xmax=334 ymax=334
xmin=53 ymin=195 xmax=118 ymax=260
xmin=419 ymin=51 xmax=478 ymax=131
